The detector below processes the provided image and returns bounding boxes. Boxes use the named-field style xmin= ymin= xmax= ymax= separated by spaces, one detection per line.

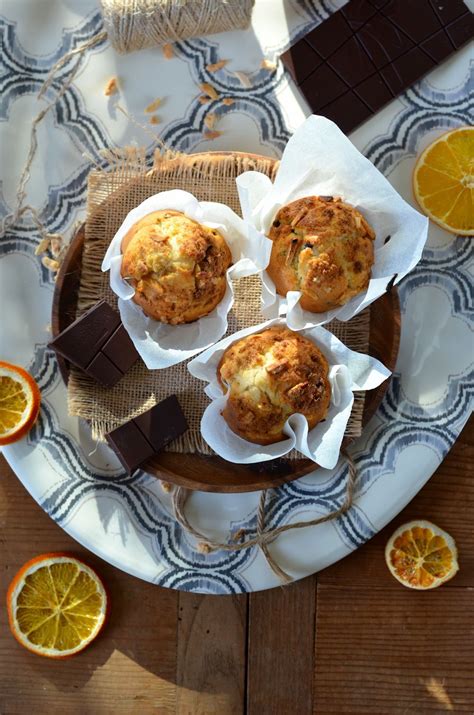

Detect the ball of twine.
xmin=101 ymin=0 xmax=255 ymax=53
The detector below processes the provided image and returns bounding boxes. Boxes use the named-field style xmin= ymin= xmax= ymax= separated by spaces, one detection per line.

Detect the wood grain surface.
xmin=0 ymin=415 xmax=472 ymax=714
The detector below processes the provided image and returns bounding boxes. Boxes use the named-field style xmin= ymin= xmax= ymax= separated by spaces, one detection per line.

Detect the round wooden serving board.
xmin=52 ymin=151 xmax=400 ymax=493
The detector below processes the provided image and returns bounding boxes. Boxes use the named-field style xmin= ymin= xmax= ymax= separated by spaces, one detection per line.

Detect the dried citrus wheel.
xmin=7 ymin=553 xmax=108 ymax=658
xmin=413 ymin=126 xmax=474 ymax=235
xmin=385 ymin=520 xmax=459 ymax=590
xmin=0 ymin=361 xmax=41 ymax=445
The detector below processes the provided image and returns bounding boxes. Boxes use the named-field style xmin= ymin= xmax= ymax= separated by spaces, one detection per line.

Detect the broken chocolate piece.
xmin=281 ymin=0 xmax=474 ymax=134
xmin=106 ymin=395 xmax=189 ymax=474
xmin=106 ymin=421 xmax=155 ymax=474
xmin=49 ymin=300 xmax=139 ymax=387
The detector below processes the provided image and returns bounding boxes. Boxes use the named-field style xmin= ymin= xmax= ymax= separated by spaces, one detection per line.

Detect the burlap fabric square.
xmin=67 ymin=148 xmax=370 ymax=456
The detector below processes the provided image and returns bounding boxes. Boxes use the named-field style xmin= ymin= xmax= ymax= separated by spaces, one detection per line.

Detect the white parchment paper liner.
xmin=188 ymin=318 xmax=391 ymax=469
xmin=102 ymin=190 xmax=272 ymax=368
xmin=236 ymin=115 xmax=429 ymax=329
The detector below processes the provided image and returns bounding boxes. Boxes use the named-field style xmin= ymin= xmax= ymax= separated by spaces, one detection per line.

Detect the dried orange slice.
xmin=385 ymin=520 xmax=459 ymax=590
xmin=0 ymin=361 xmax=41 ymax=445
xmin=413 ymin=126 xmax=474 ymax=235
xmin=7 ymin=553 xmax=108 ymax=658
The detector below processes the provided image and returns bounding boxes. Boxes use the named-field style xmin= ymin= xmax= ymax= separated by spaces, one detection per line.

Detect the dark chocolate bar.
xmin=281 ymin=0 xmax=473 ymax=133
xmin=106 ymin=395 xmax=189 ymax=474
xmin=49 ymin=300 xmax=139 ymax=387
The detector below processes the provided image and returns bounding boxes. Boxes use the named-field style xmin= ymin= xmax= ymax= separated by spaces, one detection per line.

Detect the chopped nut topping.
xmin=35 ymin=237 xmax=51 ymax=255
xmin=204 ymin=113 xmax=217 ymax=129
xmin=206 ymin=59 xmax=228 ymax=72
xmin=286 ymin=237 xmax=301 ymax=264
xmin=261 ymin=59 xmax=277 ymax=71
xmin=145 ymin=97 xmax=162 ymax=113
xmin=200 ymin=83 xmax=219 ymax=100
xmin=41 ymin=256 xmax=60 ymax=272
xmin=203 ymin=130 xmax=222 ymax=140
xmin=290 ymin=207 xmax=308 ymax=227
xmin=50 ymin=235 xmax=64 ymax=258
xmin=104 ymin=76 xmax=118 ymax=96
xmin=266 ymin=361 xmax=288 ymax=376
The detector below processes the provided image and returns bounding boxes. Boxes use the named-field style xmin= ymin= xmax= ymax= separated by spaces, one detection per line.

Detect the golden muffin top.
xmin=121 ymin=209 xmax=232 ymax=324
xmin=218 ymin=326 xmax=331 ymax=445
xmin=267 ymin=196 xmax=375 ymax=313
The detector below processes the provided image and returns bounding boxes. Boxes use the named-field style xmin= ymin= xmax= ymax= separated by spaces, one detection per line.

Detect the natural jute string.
xmin=0 ymin=0 xmax=253 ymax=239
xmin=101 ymin=0 xmax=254 ymax=53
xmin=172 ymin=450 xmax=357 ymax=585
xmin=0 ymin=31 xmax=107 ymax=241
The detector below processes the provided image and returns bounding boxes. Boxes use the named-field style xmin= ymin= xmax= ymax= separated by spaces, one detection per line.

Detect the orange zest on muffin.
xmin=217 ymin=326 xmax=331 ymax=445
xmin=121 ymin=209 xmax=232 ymax=324
xmin=267 ymin=196 xmax=375 ymax=312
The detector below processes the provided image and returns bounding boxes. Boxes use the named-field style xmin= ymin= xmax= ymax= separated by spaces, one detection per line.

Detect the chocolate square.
xmin=328 ymin=36 xmax=375 ymax=87
xmin=134 ymin=395 xmax=188 ymax=452
xmin=101 ymin=324 xmax=140 ymax=374
xmin=355 ymin=74 xmax=395 ymax=111
xmin=421 ymin=30 xmax=455 ymax=63
xmin=50 ymin=300 xmax=120 ymax=369
xmin=430 ymin=0 xmax=468 ymax=24
xmin=342 ymin=0 xmax=378 ymax=29
xmin=446 ymin=13 xmax=474 ymax=49
xmin=87 ymin=351 xmax=123 ymax=388
xmin=322 ymin=91 xmax=372 ymax=134
xmin=382 ymin=46 xmax=434 ymax=94
xmin=382 ymin=0 xmax=441 ymax=43
xmin=106 ymin=421 xmax=155 ymax=474
xmin=281 ymin=41 xmax=322 ymax=85
xmin=300 ymin=63 xmax=348 ymax=112
xmin=359 ymin=14 xmax=414 ymax=68
xmin=305 ymin=12 xmax=352 ymax=58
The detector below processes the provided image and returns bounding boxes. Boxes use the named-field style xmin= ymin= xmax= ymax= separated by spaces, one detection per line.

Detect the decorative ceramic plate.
xmin=1 ymin=0 xmax=473 ymax=593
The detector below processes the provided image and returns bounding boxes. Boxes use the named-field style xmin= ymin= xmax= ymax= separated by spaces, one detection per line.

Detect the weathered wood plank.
xmin=176 ymin=592 xmax=247 ymax=714
xmin=247 ymin=576 xmax=317 ymax=715
xmin=313 ymin=584 xmax=474 ymax=714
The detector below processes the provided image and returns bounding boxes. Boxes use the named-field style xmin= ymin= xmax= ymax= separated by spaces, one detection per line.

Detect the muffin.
xmin=121 ymin=210 xmax=232 ymax=324
xmin=267 ymin=196 xmax=375 ymax=313
xmin=218 ymin=326 xmax=331 ymax=445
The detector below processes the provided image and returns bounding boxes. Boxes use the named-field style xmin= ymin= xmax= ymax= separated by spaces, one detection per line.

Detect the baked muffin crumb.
xmin=121 ymin=210 xmax=232 ymax=324
xmin=267 ymin=196 xmax=375 ymax=313
xmin=218 ymin=326 xmax=331 ymax=445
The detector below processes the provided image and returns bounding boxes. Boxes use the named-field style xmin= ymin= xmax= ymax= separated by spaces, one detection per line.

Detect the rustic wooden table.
xmin=1 ymin=415 xmax=473 ymax=714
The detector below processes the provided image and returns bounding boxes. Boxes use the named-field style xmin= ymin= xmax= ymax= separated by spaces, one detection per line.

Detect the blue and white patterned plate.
xmin=1 ymin=1 xmax=473 ymax=593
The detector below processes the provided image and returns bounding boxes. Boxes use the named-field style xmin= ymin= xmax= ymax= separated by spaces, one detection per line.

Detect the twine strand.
xmin=101 ymin=0 xmax=254 ymax=53
xmin=0 ymin=31 xmax=107 ymax=240
xmin=172 ymin=450 xmax=357 ymax=584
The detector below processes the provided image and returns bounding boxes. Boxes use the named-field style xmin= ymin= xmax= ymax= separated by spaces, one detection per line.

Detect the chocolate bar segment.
xmin=50 ymin=300 xmax=120 ymax=369
xmin=106 ymin=396 xmax=189 ymax=474
xmin=281 ymin=0 xmax=474 ymax=134
xmin=49 ymin=300 xmax=139 ymax=387
xmin=134 ymin=395 xmax=189 ymax=452
xmin=106 ymin=421 xmax=155 ymax=474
